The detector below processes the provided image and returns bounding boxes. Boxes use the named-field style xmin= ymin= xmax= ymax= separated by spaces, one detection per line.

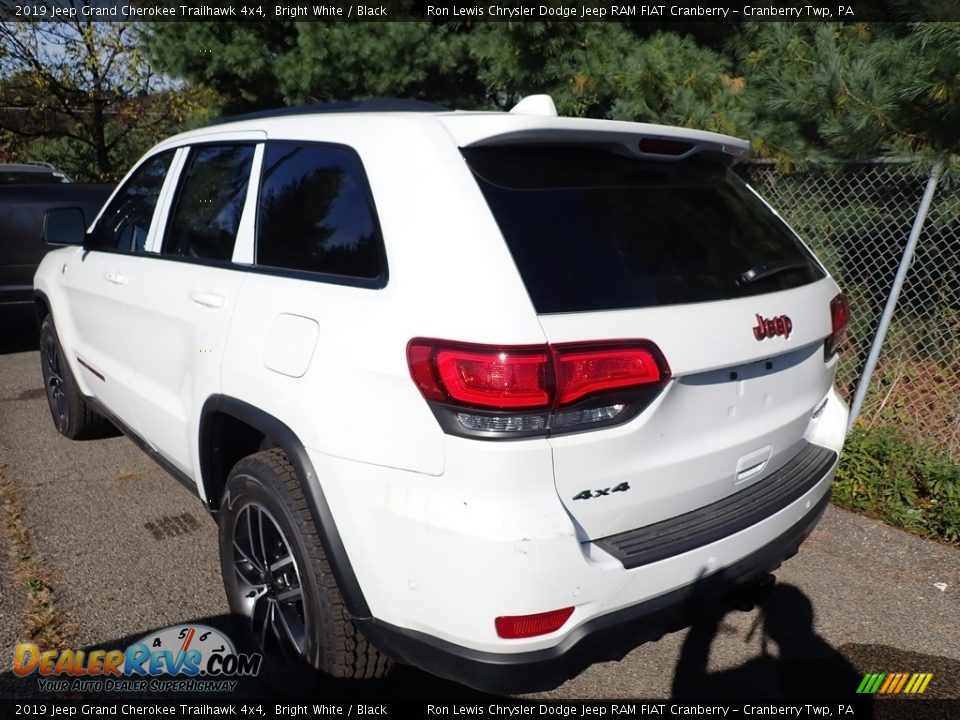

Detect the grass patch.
xmin=0 ymin=464 xmax=73 ymax=649
xmin=834 ymin=424 xmax=960 ymax=544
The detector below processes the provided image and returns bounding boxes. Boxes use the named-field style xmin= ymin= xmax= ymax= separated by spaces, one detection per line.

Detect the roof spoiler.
xmin=446 ymin=94 xmax=750 ymax=165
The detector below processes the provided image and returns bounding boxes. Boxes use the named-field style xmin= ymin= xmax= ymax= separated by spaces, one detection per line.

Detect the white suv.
xmin=34 ymin=97 xmax=849 ymax=692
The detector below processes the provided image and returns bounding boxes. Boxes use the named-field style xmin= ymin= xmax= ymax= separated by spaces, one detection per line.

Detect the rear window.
xmin=463 ymin=145 xmax=825 ymax=314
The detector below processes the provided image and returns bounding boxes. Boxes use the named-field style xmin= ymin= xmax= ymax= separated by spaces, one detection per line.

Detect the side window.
xmin=162 ymin=144 xmax=255 ymax=261
xmin=89 ymin=151 xmax=174 ymax=252
xmin=256 ymin=143 xmax=385 ymax=280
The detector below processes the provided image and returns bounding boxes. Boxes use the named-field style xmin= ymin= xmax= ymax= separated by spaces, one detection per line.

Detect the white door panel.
xmin=124 ymin=259 xmax=245 ymax=475
xmin=121 ymin=142 xmax=258 ymax=477
xmin=60 ymin=251 xmax=141 ymax=426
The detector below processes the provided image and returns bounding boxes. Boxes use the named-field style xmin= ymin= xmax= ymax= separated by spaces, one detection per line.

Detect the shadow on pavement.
xmin=673 ymin=583 xmax=864 ymax=701
xmin=672 ymin=581 xmax=959 ymax=709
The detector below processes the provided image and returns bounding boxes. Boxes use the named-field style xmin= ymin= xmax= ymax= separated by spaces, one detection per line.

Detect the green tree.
xmin=145 ymin=20 xmax=294 ymax=113
xmin=0 ymin=18 xmax=214 ymax=180
xmin=145 ymin=16 xmax=960 ymax=163
xmin=146 ymin=19 xmax=748 ymax=135
xmin=732 ymin=22 xmax=960 ymax=161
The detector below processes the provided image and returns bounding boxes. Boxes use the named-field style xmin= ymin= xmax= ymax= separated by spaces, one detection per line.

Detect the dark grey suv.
xmin=0 ymin=165 xmax=111 ymax=308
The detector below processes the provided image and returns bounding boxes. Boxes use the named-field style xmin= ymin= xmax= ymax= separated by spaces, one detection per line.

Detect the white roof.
xmin=157 ymin=102 xmax=750 ymax=164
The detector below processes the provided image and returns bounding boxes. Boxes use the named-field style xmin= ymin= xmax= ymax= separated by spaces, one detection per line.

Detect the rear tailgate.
xmin=462 ymin=142 xmax=842 ymax=541
xmin=539 ymin=282 xmax=838 ymax=540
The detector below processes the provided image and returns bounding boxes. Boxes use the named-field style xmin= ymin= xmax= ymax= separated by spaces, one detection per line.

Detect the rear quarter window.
xmin=463 ymin=145 xmax=825 ymax=314
xmin=255 ymin=142 xmax=386 ymax=283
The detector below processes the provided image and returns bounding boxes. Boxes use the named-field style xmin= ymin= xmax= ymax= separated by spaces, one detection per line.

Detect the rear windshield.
xmin=463 ymin=145 xmax=825 ymax=314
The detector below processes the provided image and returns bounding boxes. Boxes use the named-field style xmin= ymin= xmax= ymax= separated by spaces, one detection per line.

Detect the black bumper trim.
xmin=596 ymin=442 xmax=837 ymax=569
xmin=355 ymin=488 xmax=832 ymax=695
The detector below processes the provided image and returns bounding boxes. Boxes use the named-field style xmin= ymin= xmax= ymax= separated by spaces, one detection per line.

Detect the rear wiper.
xmin=740 ymin=260 xmax=808 ymax=284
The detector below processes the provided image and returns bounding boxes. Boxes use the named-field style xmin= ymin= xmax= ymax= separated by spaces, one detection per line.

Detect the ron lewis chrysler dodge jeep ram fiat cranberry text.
xmin=34 ymin=96 xmax=850 ymax=692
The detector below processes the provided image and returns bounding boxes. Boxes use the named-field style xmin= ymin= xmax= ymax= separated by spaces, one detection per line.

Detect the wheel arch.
xmin=199 ymin=394 xmax=371 ymax=619
xmin=34 ymin=289 xmax=52 ymax=326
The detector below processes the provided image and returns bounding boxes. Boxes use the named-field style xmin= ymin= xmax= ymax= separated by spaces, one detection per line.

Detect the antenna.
xmin=509 ymin=95 xmax=558 ymax=117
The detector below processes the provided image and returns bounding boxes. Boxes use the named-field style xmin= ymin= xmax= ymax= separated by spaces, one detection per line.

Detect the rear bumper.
xmin=357 ymin=489 xmax=831 ymax=694
xmin=313 ymin=389 xmax=847 ymax=691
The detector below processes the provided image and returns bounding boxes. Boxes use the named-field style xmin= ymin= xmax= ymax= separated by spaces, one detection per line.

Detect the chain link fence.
xmin=741 ymin=160 xmax=960 ymax=460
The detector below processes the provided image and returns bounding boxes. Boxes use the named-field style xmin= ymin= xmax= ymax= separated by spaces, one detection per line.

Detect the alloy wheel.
xmin=42 ymin=331 xmax=68 ymax=430
xmin=230 ymin=502 xmax=308 ymax=662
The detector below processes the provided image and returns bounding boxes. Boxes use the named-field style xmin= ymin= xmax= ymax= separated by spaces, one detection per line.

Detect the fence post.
xmin=847 ymin=159 xmax=946 ymax=431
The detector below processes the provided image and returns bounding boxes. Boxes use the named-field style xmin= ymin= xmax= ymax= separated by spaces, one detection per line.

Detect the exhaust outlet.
xmin=730 ymin=573 xmax=776 ymax=611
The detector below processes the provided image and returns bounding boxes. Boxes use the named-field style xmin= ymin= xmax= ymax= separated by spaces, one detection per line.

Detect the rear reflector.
xmin=495 ymin=607 xmax=574 ymax=639
xmin=825 ymin=294 xmax=850 ymax=358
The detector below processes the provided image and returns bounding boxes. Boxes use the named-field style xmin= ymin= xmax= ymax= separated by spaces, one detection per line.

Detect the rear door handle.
xmin=189 ymin=290 xmax=225 ymax=309
xmin=103 ymin=271 xmax=127 ymax=285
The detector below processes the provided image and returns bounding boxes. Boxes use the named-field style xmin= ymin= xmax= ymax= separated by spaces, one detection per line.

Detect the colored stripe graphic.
xmin=856 ymin=673 xmax=885 ymax=694
xmin=857 ymin=672 xmax=933 ymax=694
xmin=869 ymin=673 xmax=886 ymax=693
xmin=877 ymin=673 xmax=900 ymax=694
xmin=905 ymin=673 xmax=933 ymax=694
xmin=892 ymin=673 xmax=909 ymax=693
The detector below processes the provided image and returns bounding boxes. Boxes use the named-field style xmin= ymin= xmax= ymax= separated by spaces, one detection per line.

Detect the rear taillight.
xmin=435 ymin=347 xmax=550 ymax=409
xmin=407 ymin=339 xmax=669 ymax=438
xmin=825 ymin=294 xmax=850 ymax=358
xmin=555 ymin=347 xmax=662 ymax=405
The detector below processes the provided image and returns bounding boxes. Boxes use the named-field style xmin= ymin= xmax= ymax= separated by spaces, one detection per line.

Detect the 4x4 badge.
xmin=572 ymin=482 xmax=630 ymax=501
xmin=753 ymin=314 xmax=793 ymax=340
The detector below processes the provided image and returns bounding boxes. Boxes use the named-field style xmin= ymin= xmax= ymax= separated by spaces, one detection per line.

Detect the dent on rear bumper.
xmin=356 ymin=490 xmax=832 ymax=694
xmin=306 ymin=388 xmax=847 ymax=665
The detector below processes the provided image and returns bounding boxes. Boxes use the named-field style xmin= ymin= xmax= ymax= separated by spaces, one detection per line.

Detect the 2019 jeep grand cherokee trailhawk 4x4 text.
xmin=34 ymin=97 xmax=850 ymax=693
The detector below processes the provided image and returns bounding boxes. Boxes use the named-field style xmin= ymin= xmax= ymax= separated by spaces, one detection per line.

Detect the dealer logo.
xmin=13 ymin=624 xmax=261 ymax=693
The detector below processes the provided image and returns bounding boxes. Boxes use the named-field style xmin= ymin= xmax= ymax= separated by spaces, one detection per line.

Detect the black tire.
xmin=218 ymin=448 xmax=390 ymax=680
xmin=39 ymin=314 xmax=117 ymax=440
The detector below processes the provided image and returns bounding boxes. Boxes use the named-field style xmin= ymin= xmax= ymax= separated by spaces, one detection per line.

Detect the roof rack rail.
xmin=207 ymin=98 xmax=450 ymax=126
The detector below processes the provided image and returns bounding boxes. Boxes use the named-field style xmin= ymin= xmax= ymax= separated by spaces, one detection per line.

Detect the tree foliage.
xmin=0 ymin=18 xmax=215 ymax=181
xmin=146 ymin=19 xmax=960 ymax=162
xmin=147 ymin=21 xmax=750 ymax=135
xmin=5 ymin=16 xmax=955 ymax=172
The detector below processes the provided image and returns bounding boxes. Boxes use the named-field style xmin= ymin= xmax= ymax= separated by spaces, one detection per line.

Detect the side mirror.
xmin=42 ymin=207 xmax=87 ymax=246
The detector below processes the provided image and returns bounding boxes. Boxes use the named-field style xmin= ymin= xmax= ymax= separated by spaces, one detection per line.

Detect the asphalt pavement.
xmin=0 ymin=325 xmax=958 ymax=702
